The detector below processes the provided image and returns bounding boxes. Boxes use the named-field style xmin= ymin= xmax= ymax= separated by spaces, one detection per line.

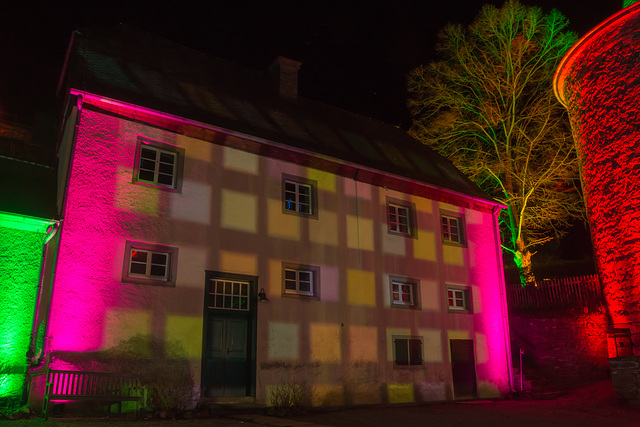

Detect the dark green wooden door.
xmin=203 ymin=312 xmax=249 ymax=396
xmin=202 ymin=273 xmax=257 ymax=398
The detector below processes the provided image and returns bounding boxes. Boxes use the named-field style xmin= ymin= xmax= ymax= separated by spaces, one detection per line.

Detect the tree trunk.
xmin=515 ymin=239 xmax=536 ymax=287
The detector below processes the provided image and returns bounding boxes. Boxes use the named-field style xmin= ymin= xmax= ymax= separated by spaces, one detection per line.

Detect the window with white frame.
xmin=390 ymin=278 xmax=420 ymax=309
xmin=122 ymin=240 xmax=178 ymax=286
xmin=387 ymin=198 xmax=415 ymax=237
xmin=283 ymin=175 xmax=317 ymax=218
xmin=282 ymin=262 xmax=319 ymax=298
xmin=447 ymin=286 xmax=472 ymax=313
xmin=393 ymin=336 xmax=423 ymax=366
xmin=441 ymin=212 xmax=465 ymax=245
xmin=134 ymin=137 xmax=184 ymax=191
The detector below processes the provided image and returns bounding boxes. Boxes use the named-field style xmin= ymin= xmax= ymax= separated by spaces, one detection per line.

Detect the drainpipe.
xmin=29 ymin=221 xmax=60 ymax=366
xmin=493 ymin=205 xmax=515 ymax=393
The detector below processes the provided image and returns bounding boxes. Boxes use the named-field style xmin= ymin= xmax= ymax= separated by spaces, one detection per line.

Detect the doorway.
xmin=450 ymin=339 xmax=477 ymax=397
xmin=202 ymin=272 xmax=257 ymax=397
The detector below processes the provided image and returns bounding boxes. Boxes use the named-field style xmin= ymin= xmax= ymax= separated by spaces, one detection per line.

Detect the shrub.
xmin=266 ymin=381 xmax=306 ymax=416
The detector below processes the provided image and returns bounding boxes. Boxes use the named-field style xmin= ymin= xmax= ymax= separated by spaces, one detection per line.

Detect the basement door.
xmin=450 ymin=339 xmax=477 ymax=398
xmin=202 ymin=273 xmax=257 ymax=397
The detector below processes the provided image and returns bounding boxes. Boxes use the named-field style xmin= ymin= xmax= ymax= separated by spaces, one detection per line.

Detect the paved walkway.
xmin=273 ymin=380 xmax=640 ymax=427
xmin=4 ymin=380 xmax=639 ymax=427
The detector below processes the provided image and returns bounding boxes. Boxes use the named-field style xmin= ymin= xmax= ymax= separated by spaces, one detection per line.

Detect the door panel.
xmin=450 ymin=339 xmax=477 ymax=397
xmin=203 ymin=313 xmax=249 ymax=396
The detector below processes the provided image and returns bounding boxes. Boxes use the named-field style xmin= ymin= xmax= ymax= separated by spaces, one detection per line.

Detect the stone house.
xmin=37 ymin=24 xmax=512 ymax=408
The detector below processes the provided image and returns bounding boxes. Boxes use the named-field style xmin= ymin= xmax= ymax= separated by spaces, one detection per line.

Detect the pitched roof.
xmin=61 ymin=24 xmax=494 ymax=204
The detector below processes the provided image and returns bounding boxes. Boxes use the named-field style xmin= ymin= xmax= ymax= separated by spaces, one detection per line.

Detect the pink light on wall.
xmin=48 ymin=108 xmax=172 ymax=354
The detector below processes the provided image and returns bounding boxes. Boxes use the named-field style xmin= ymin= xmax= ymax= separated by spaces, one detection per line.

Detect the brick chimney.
xmin=269 ymin=56 xmax=301 ymax=99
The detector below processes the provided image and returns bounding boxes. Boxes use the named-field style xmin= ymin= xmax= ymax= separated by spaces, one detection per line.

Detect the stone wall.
xmin=510 ymin=308 xmax=609 ymax=386
xmin=610 ymin=356 xmax=640 ymax=405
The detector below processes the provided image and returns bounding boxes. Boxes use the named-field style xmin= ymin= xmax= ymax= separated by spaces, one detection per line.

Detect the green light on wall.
xmin=0 ymin=212 xmax=56 ymax=407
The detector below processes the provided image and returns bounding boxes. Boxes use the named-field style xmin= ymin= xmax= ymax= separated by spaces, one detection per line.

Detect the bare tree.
xmin=408 ymin=0 xmax=585 ymax=286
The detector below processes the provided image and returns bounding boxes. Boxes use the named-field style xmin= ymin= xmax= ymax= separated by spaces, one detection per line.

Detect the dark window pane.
xmin=138 ymin=170 xmax=155 ymax=181
xmin=285 ymin=280 xmax=296 ymax=290
xmin=141 ymin=148 xmax=156 ymax=159
xmin=216 ymin=295 xmax=223 ymax=307
xmin=233 ymin=284 xmax=240 ymax=295
xmin=395 ymin=339 xmax=408 ymax=365
xmin=299 ymin=282 xmax=311 ymax=292
xmin=224 ymin=295 xmax=232 ymax=308
xmin=157 ymin=174 xmax=173 ymax=186
xmin=130 ymin=262 xmax=147 ymax=275
xmin=285 ymin=182 xmax=296 ymax=192
xmin=132 ymin=250 xmax=147 ymax=262
xmin=240 ymin=297 xmax=248 ymax=309
xmin=285 ymin=270 xmax=296 ymax=280
xmin=140 ymin=158 xmax=156 ymax=171
xmin=216 ymin=281 xmax=224 ymax=293
xmin=298 ymin=194 xmax=310 ymax=204
xmin=241 ymin=285 xmax=248 ymax=296
xmin=150 ymin=265 xmax=166 ymax=277
xmin=160 ymin=152 xmax=175 ymax=164
xmin=159 ymin=163 xmax=174 ymax=174
xmin=299 ymin=204 xmax=310 ymax=214
xmin=299 ymin=272 xmax=311 ymax=281
xmin=151 ymin=253 xmax=167 ymax=264
xmin=298 ymin=186 xmax=310 ymax=195
xmin=225 ymin=282 xmax=232 ymax=294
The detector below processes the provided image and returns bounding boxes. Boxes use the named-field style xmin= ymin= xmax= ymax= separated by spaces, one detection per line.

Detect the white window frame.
xmin=441 ymin=212 xmax=466 ymax=245
xmin=122 ymin=240 xmax=178 ymax=286
xmin=282 ymin=174 xmax=318 ymax=218
xmin=282 ymin=262 xmax=320 ymax=299
xmin=390 ymin=277 xmax=420 ymax=309
xmin=447 ymin=286 xmax=472 ymax=313
xmin=133 ymin=137 xmax=184 ymax=191
xmin=393 ymin=336 xmax=423 ymax=366
xmin=387 ymin=198 xmax=416 ymax=237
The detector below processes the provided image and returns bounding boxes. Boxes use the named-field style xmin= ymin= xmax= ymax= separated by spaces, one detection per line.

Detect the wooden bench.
xmin=43 ymin=369 xmax=143 ymax=420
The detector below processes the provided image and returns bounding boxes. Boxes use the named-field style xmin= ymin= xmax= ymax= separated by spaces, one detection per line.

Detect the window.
xmin=394 ymin=336 xmax=423 ymax=366
xmin=390 ymin=277 xmax=420 ymax=309
xmin=447 ymin=286 xmax=472 ymax=313
xmin=122 ymin=240 xmax=178 ymax=286
xmin=283 ymin=175 xmax=317 ymax=218
xmin=387 ymin=198 xmax=416 ymax=237
xmin=133 ymin=137 xmax=184 ymax=191
xmin=208 ymin=279 xmax=250 ymax=311
xmin=282 ymin=262 xmax=319 ymax=299
xmin=441 ymin=212 xmax=465 ymax=245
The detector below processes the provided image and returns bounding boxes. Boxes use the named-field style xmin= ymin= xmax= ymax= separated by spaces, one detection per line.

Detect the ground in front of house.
xmin=3 ymin=380 xmax=639 ymax=427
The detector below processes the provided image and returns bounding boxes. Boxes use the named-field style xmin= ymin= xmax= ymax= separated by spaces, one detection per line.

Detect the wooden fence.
xmin=506 ymin=274 xmax=604 ymax=312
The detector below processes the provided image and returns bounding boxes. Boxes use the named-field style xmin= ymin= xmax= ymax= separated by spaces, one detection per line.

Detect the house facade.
xmin=43 ymin=25 xmax=512 ymax=407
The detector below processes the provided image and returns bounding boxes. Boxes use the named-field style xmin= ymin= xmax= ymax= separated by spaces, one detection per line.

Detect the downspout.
xmin=493 ymin=204 xmax=515 ymax=393
xmin=29 ymin=222 xmax=60 ymax=364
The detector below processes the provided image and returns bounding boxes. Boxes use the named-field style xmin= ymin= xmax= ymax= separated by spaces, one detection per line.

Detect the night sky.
xmin=0 ymin=1 xmax=621 ymax=129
